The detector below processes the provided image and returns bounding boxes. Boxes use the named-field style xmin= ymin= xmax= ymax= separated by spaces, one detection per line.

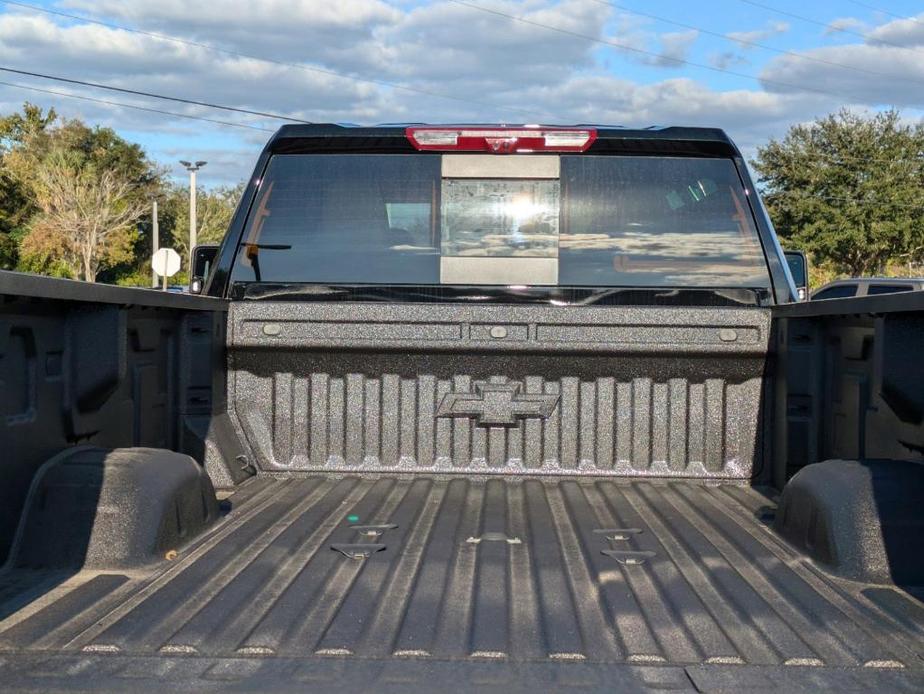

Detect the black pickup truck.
xmin=0 ymin=124 xmax=921 ymax=693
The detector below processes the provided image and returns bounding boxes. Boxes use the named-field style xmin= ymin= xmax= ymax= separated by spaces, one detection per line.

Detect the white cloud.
xmin=759 ymin=12 xmax=924 ymax=108
xmin=710 ymin=51 xmax=749 ymax=70
xmin=154 ymin=144 xmax=261 ymax=186
xmin=867 ymin=13 xmax=924 ymax=47
xmin=603 ymin=10 xmax=699 ymax=69
xmin=505 ymin=74 xmax=838 ymax=157
xmin=1 ymin=1 xmax=920 ymax=186
xmin=647 ymin=30 xmax=699 ymax=67
xmin=727 ymin=21 xmax=790 ymax=48
xmin=824 ymin=17 xmax=867 ymax=36
xmin=71 ymin=0 xmax=401 ymax=28
xmin=0 ymin=13 xmax=385 ymax=119
xmin=62 ymin=0 xmax=402 ymax=69
xmin=374 ymin=0 xmax=606 ymax=85
xmin=714 ymin=20 xmax=790 ymax=74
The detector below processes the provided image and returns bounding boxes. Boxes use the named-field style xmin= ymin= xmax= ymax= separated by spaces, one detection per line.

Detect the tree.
xmin=20 ymin=148 xmax=147 ymax=282
xmin=162 ymin=183 xmax=243 ymax=266
xmin=0 ymin=103 xmax=161 ymax=281
xmin=0 ymin=103 xmax=58 ymax=269
xmin=0 ymin=175 xmax=25 ymax=269
xmin=0 ymin=103 xmax=57 ymax=145
xmin=752 ymin=109 xmax=924 ymax=276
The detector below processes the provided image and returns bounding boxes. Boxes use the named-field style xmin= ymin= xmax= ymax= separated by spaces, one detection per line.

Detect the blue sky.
xmin=1 ymin=0 xmax=922 ymax=186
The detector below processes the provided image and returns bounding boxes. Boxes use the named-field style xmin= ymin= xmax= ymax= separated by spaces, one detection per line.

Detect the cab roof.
xmin=266 ymin=123 xmax=742 ymax=158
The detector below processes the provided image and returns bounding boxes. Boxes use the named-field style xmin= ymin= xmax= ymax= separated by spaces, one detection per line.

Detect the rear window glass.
xmin=866 ymin=284 xmax=914 ymax=295
xmin=785 ymin=252 xmax=807 ymax=287
xmin=441 ymin=179 xmax=560 ymax=258
xmin=813 ymin=284 xmax=858 ymax=300
xmin=231 ymin=154 xmax=771 ymax=288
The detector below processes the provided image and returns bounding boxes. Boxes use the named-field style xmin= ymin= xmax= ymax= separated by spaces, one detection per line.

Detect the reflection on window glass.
xmin=441 ymin=179 xmax=559 ymax=257
xmin=233 ymin=154 xmax=441 ymax=284
xmin=813 ymin=285 xmax=857 ymax=300
xmin=866 ymin=284 xmax=914 ymax=295
xmin=560 ymin=157 xmax=770 ymax=287
xmin=785 ymin=253 xmax=807 ymax=286
xmin=230 ymin=153 xmax=772 ymax=289
xmin=385 ymin=203 xmax=432 ymax=247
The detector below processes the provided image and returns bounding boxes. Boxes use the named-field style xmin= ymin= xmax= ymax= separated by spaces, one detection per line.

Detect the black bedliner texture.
xmin=776 ymin=459 xmax=924 ymax=586
xmin=0 ymin=476 xmax=919 ymax=674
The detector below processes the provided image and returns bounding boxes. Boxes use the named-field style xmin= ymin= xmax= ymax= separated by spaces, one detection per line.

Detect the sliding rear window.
xmin=231 ymin=153 xmax=771 ymax=288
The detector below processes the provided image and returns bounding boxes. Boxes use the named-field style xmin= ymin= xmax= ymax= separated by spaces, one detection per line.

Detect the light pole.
xmin=151 ymin=199 xmax=159 ymax=288
xmin=179 ymin=160 xmax=207 ymax=287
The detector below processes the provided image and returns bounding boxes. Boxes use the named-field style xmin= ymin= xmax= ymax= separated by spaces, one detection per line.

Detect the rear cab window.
xmin=813 ymin=284 xmax=859 ymax=300
xmin=866 ymin=284 xmax=915 ymax=295
xmin=230 ymin=152 xmax=771 ymax=294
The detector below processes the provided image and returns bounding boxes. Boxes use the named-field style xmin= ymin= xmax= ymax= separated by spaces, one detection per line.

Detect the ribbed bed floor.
xmin=0 ymin=475 xmax=921 ymax=689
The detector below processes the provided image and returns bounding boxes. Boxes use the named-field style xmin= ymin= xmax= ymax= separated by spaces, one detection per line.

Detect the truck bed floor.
xmin=0 ymin=476 xmax=921 ymax=691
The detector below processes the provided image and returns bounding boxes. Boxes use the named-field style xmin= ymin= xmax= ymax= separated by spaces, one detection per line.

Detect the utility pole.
xmin=179 ymin=160 xmax=207 ymax=287
xmin=151 ymin=199 xmax=159 ymax=288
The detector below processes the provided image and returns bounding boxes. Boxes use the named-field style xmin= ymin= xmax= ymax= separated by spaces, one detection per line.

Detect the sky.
xmin=0 ymin=0 xmax=922 ymax=187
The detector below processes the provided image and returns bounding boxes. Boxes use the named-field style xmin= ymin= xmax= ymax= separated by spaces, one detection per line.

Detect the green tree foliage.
xmin=752 ymin=109 xmax=924 ymax=277
xmin=0 ymin=103 xmax=58 ymax=269
xmin=0 ymin=102 xmax=242 ymax=284
xmin=17 ymin=102 xmax=923 ymax=287
xmin=21 ymin=147 xmax=148 ymax=282
xmin=0 ymin=103 xmax=58 ymax=143
xmin=0 ymin=175 xmax=24 ymax=269
xmin=161 ymin=182 xmax=243 ymax=265
xmin=1 ymin=103 xmax=163 ymax=279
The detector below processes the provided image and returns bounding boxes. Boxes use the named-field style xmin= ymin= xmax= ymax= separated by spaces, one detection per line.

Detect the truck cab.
xmin=0 ymin=124 xmax=920 ymax=693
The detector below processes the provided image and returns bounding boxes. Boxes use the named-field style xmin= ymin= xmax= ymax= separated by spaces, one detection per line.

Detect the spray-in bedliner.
xmin=0 ymin=475 xmax=919 ymax=678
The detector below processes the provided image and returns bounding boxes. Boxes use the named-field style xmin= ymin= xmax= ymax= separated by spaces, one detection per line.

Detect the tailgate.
xmin=228 ymin=301 xmax=771 ymax=479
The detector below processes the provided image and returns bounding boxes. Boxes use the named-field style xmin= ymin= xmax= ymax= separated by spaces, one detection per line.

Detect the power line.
xmin=5 ymin=0 xmax=917 ymax=122
xmin=760 ymin=156 xmax=924 ymax=169
xmin=446 ymin=0 xmax=899 ymax=103
xmin=843 ymin=1 xmax=924 ymax=28
xmin=5 ymin=74 xmax=918 ymax=169
xmin=735 ymin=0 xmax=922 ymax=52
xmin=593 ymin=0 xmax=924 ymax=87
xmin=752 ymin=147 xmax=924 ymax=168
xmin=0 ymin=0 xmax=544 ymax=120
xmin=0 ymin=66 xmax=311 ymax=123
xmin=749 ymin=154 xmax=924 ymax=175
xmin=747 ymin=127 xmax=924 ymax=167
xmin=810 ymin=155 xmax=924 ymax=168
xmin=0 ymin=80 xmax=275 ymax=132
xmin=764 ymin=191 xmax=924 ymax=210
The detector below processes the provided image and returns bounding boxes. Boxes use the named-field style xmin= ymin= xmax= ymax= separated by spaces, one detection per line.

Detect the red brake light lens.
xmin=406 ymin=127 xmax=596 ymax=153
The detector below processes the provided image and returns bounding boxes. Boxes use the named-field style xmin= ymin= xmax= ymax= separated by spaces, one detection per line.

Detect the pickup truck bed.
xmin=1 ymin=475 xmax=921 ymax=692
xmin=2 ymin=124 xmax=924 ymax=692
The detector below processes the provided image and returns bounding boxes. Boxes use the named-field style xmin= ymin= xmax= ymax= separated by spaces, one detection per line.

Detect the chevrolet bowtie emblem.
xmin=436 ymin=383 xmax=560 ymax=427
